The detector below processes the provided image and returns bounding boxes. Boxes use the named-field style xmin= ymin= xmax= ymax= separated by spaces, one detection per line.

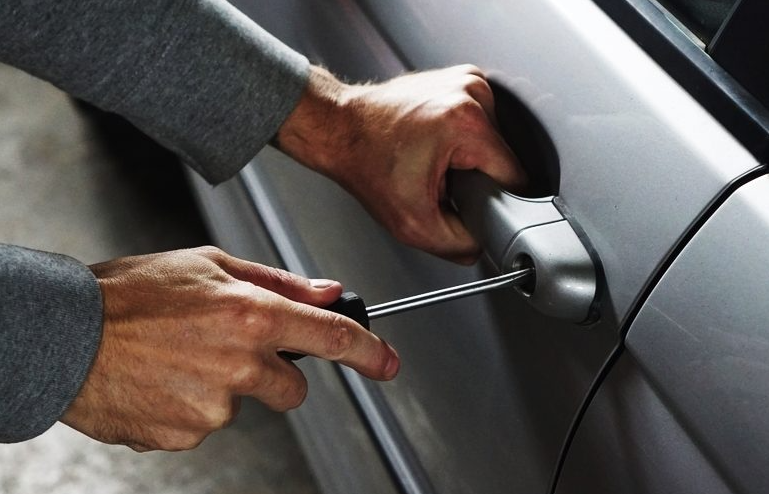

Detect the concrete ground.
xmin=0 ymin=63 xmax=320 ymax=494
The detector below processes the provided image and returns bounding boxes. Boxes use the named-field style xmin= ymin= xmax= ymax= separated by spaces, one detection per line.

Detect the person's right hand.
xmin=276 ymin=65 xmax=527 ymax=265
xmin=61 ymin=246 xmax=399 ymax=452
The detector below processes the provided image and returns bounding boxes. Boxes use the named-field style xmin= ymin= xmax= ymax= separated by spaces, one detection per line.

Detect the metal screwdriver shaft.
xmin=281 ymin=268 xmax=534 ymax=361
xmin=366 ymin=268 xmax=534 ymax=320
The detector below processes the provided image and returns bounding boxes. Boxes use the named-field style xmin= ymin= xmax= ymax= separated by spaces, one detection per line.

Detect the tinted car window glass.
xmin=654 ymin=0 xmax=738 ymax=43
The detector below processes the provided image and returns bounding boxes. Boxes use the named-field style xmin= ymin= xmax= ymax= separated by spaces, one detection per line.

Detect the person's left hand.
xmin=276 ymin=64 xmax=527 ymax=265
xmin=62 ymin=247 xmax=398 ymax=451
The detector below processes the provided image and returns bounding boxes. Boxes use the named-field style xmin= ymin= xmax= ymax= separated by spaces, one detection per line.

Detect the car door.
xmin=553 ymin=1 xmax=769 ymax=493
xmin=190 ymin=0 xmax=766 ymax=493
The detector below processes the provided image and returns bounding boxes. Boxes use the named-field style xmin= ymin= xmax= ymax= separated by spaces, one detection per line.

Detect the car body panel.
xmin=192 ymin=0 xmax=764 ymax=492
xmin=625 ymin=176 xmax=769 ymax=492
xmin=554 ymin=352 xmax=735 ymax=494
xmin=556 ymin=176 xmax=769 ymax=493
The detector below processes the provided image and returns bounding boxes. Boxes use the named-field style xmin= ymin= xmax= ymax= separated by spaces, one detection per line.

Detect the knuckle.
xmin=390 ymin=213 xmax=422 ymax=243
xmin=447 ymin=101 xmax=489 ymax=135
xmin=264 ymin=266 xmax=301 ymax=288
xmin=194 ymin=245 xmax=226 ymax=261
xmin=230 ymin=362 xmax=262 ymax=391
xmin=222 ymin=297 xmax=253 ymax=327
xmin=224 ymin=286 xmax=276 ymax=336
xmin=449 ymin=98 xmax=484 ymax=122
xmin=154 ymin=430 xmax=203 ymax=451
xmin=393 ymin=215 xmax=430 ymax=249
xmin=200 ymin=402 xmax=235 ymax=431
xmin=179 ymin=246 xmax=232 ymax=282
xmin=323 ymin=317 xmax=354 ymax=359
xmin=462 ymin=73 xmax=488 ymax=92
xmin=171 ymin=433 xmax=205 ymax=451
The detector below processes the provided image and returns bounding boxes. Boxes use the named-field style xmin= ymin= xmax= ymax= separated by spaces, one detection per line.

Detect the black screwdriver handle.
xmin=280 ymin=291 xmax=369 ymax=361
xmin=327 ymin=291 xmax=370 ymax=329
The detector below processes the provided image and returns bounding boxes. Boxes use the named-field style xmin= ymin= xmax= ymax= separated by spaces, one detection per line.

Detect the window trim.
xmin=592 ymin=0 xmax=769 ymax=163
xmin=709 ymin=0 xmax=769 ymax=111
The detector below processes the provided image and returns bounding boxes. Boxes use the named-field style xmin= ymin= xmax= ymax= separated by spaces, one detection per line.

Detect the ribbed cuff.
xmin=0 ymin=245 xmax=103 ymax=443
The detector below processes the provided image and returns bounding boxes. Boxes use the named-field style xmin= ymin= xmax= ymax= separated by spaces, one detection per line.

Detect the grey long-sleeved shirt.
xmin=0 ymin=0 xmax=309 ymax=442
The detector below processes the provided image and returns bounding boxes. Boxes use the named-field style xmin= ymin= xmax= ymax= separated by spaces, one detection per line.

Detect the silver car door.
xmin=556 ymin=174 xmax=769 ymax=494
xmin=191 ymin=0 xmax=763 ymax=493
xmin=553 ymin=0 xmax=769 ymax=492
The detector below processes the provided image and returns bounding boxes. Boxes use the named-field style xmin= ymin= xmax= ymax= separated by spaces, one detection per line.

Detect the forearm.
xmin=0 ymin=244 xmax=102 ymax=443
xmin=275 ymin=66 xmax=356 ymax=176
xmin=0 ymin=0 xmax=309 ymax=184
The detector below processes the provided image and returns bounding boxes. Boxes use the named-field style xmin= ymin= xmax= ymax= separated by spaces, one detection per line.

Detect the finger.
xmin=463 ymin=75 xmax=497 ymax=124
xmin=450 ymin=120 xmax=528 ymax=193
xmin=417 ymin=207 xmax=482 ymax=264
xmin=153 ymin=430 xmax=206 ymax=451
xmin=236 ymin=355 xmax=309 ymax=411
xmin=451 ymin=65 xmax=502 ymax=126
xmin=272 ymin=301 xmax=400 ymax=381
xmin=216 ymin=255 xmax=343 ymax=306
xmin=390 ymin=182 xmax=480 ymax=263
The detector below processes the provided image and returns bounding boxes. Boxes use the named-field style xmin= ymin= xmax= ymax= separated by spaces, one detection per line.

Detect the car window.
xmin=621 ymin=0 xmax=769 ymax=160
xmin=651 ymin=0 xmax=737 ymax=44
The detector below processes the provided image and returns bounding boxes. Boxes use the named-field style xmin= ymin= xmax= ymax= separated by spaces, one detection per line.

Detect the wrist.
xmin=275 ymin=66 xmax=361 ymax=176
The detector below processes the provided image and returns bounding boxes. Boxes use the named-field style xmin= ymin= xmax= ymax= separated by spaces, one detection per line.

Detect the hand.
xmin=61 ymin=246 xmax=399 ymax=451
xmin=276 ymin=64 xmax=527 ymax=264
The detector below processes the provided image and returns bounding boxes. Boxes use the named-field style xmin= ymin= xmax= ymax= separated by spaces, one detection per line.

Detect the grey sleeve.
xmin=0 ymin=1 xmax=310 ymax=442
xmin=0 ymin=245 xmax=103 ymax=443
xmin=0 ymin=0 xmax=310 ymax=184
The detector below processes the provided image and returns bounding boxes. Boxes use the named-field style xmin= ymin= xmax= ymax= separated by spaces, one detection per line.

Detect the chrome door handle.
xmin=450 ymin=170 xmax=598 ymax=323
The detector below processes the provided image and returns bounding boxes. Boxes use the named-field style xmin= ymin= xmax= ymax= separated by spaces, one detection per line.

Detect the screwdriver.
xmin=282 ymin=267 xmax=534 ymax=360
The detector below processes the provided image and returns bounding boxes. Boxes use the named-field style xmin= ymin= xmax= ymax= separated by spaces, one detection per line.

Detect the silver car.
xmin=190 ymin=0 xmax=769 ymax=493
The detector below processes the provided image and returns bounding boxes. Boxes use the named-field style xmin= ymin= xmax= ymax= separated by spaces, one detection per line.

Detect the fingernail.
xmin=384 ymin=343 xmax=400 ymax=379
xmin=310 ymin=278 xmax=337 ymax=289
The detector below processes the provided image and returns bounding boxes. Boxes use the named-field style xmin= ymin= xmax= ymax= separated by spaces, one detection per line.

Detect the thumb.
xmin=217 ymin=255 xmax=343 ymax=306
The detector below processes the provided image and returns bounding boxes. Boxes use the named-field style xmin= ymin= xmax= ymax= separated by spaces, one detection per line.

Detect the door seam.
xmin=547 ymin=164 xmax=768 ymax=494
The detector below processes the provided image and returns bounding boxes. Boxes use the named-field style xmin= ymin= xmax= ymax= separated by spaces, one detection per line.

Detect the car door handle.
xmin=450 ymin=170 xmax=598 ymax=323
